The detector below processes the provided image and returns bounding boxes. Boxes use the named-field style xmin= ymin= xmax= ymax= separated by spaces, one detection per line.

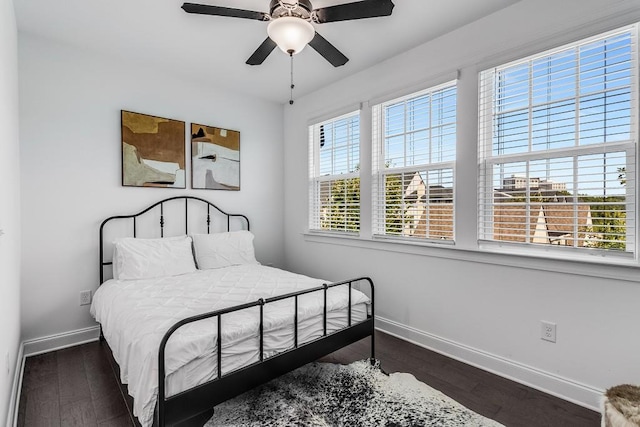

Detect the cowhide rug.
xmin=205 ymin=360 xmax=503 ymax=426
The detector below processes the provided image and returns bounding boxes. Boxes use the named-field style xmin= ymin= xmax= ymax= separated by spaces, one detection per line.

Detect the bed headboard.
xmin=99 ymin=196 xmax=250 ymax=284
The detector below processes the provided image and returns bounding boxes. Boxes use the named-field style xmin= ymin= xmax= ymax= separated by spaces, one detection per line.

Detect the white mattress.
xmin=90 ymin=264 xmax=370 ymax=427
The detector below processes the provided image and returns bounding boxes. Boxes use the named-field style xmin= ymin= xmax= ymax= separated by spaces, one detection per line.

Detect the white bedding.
xmin=90 ymin=264 xmax=370 ymax=427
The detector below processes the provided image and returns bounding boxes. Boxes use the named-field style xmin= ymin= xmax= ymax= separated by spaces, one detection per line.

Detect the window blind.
xmin=372 ymin=81 xmax=457 ymax=241
xmin=479 ymin=26 xmax=637 ymax=256
xmin=309 ymin=111 xmax=360 ymax=233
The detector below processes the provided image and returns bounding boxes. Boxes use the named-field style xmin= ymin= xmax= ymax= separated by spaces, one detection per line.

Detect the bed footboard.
xmin=156 ymin=277 xmax=375 ymax=427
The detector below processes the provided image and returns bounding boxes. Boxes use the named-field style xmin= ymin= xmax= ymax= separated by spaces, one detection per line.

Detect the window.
xmin=308 ymin=111 xmax=360 ymax=234
xmin=372 ymin=82 xmax=457 ymax=242
xmin=479 ymin=26 xmax=637 ymax=258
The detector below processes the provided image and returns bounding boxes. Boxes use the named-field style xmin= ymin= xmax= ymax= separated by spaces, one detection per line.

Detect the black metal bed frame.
xmin=98 ymin=196 xmax=375 ymax=427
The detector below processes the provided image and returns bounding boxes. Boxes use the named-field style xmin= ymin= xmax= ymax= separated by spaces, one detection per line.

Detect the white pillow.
xmin=113 ymin=236 xmax=196 ymax=280
xmin=192 ymin=231 xmax=259 ymax=269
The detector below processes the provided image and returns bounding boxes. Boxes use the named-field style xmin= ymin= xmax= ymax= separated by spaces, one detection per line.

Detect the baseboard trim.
xmin=375 ymin=316 xmax=603 ymax=413
xmin=23 ymin=325 xmax=101 ymax=357
xmin=6 ymin=343 xmax=24 ymax=427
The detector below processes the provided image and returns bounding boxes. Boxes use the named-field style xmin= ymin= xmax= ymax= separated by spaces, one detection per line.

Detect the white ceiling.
xmin=14 ymin=0 xmax=521 ymax=104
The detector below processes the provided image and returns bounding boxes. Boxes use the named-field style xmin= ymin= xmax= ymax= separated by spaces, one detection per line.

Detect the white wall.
xmin=283 ymin=0 xmax=640 ymax=410
xmin=0 ymin=0 xmax=21 ymax=423
xmin=19 ymin=34 xmax=285 ymax=342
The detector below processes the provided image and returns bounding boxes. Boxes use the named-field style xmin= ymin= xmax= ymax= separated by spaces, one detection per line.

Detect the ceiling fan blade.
xmin=246 ymin=37 xmax=278 ymax=65
xmin=181 ymin=3 xmax=269 ymax=21
xmin=313 ymin=0 xmax=394 ymax=23
xmin=308 ymin=32 xmax=349 ymax=67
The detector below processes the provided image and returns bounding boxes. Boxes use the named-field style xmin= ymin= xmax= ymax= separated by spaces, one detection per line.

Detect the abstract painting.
xmin=121 ymin=110 xmax=186 ymax=188
xmin=191 ymin=123 xmax=240 ymax=190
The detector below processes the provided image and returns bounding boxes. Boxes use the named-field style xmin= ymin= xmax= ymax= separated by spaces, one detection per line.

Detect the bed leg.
xmin=369 ymin=329 xmax=376 ymax=366
xmin=99 ymin=325 xmax=105 ymax=342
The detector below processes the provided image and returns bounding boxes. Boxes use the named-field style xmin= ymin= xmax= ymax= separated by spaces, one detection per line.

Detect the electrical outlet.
xmin=541 ymin=321 xmax=557 ymax=343
xmin=80 ymin=290 xmax=92 ymax=306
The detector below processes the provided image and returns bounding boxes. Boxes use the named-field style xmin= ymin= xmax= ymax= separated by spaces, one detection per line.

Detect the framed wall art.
xmin=191 ymin=123 xmax=240 ymax=190
xmin=121 ymin=110 xmax=186 ymax=188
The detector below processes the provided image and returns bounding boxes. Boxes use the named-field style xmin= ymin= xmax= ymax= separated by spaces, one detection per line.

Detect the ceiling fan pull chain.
xmin=289 ymin=50 xmax=295 ymax=105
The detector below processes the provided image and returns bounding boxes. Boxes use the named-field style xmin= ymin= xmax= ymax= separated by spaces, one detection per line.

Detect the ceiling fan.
xmin=181 ymin=0 xmax=395 ymax=67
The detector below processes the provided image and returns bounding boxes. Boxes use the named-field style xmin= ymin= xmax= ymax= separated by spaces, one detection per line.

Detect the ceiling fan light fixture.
xmin=267 ymin=16 xmax=315 ymax=55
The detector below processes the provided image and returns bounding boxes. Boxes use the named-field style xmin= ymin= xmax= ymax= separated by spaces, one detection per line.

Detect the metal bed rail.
xmin=156 ymin=276 xmax=375 ymax=427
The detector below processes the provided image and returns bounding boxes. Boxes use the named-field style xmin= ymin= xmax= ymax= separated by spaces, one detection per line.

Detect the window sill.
xmin=302 ymin=232 xmax=640 ymax=283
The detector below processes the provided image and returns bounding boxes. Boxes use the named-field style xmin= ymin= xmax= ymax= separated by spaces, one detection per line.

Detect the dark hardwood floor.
xmin=17 ymin=331 xmax=600 ymax=426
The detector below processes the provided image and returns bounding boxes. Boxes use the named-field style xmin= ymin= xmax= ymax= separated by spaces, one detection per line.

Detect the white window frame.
xmin=371 ymin=81 xmax=457 ymax=244
xmin=478 ymin=25 xmax=638 ymax=261
xmin=308 ymin=110 xmax=361 ymax=235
